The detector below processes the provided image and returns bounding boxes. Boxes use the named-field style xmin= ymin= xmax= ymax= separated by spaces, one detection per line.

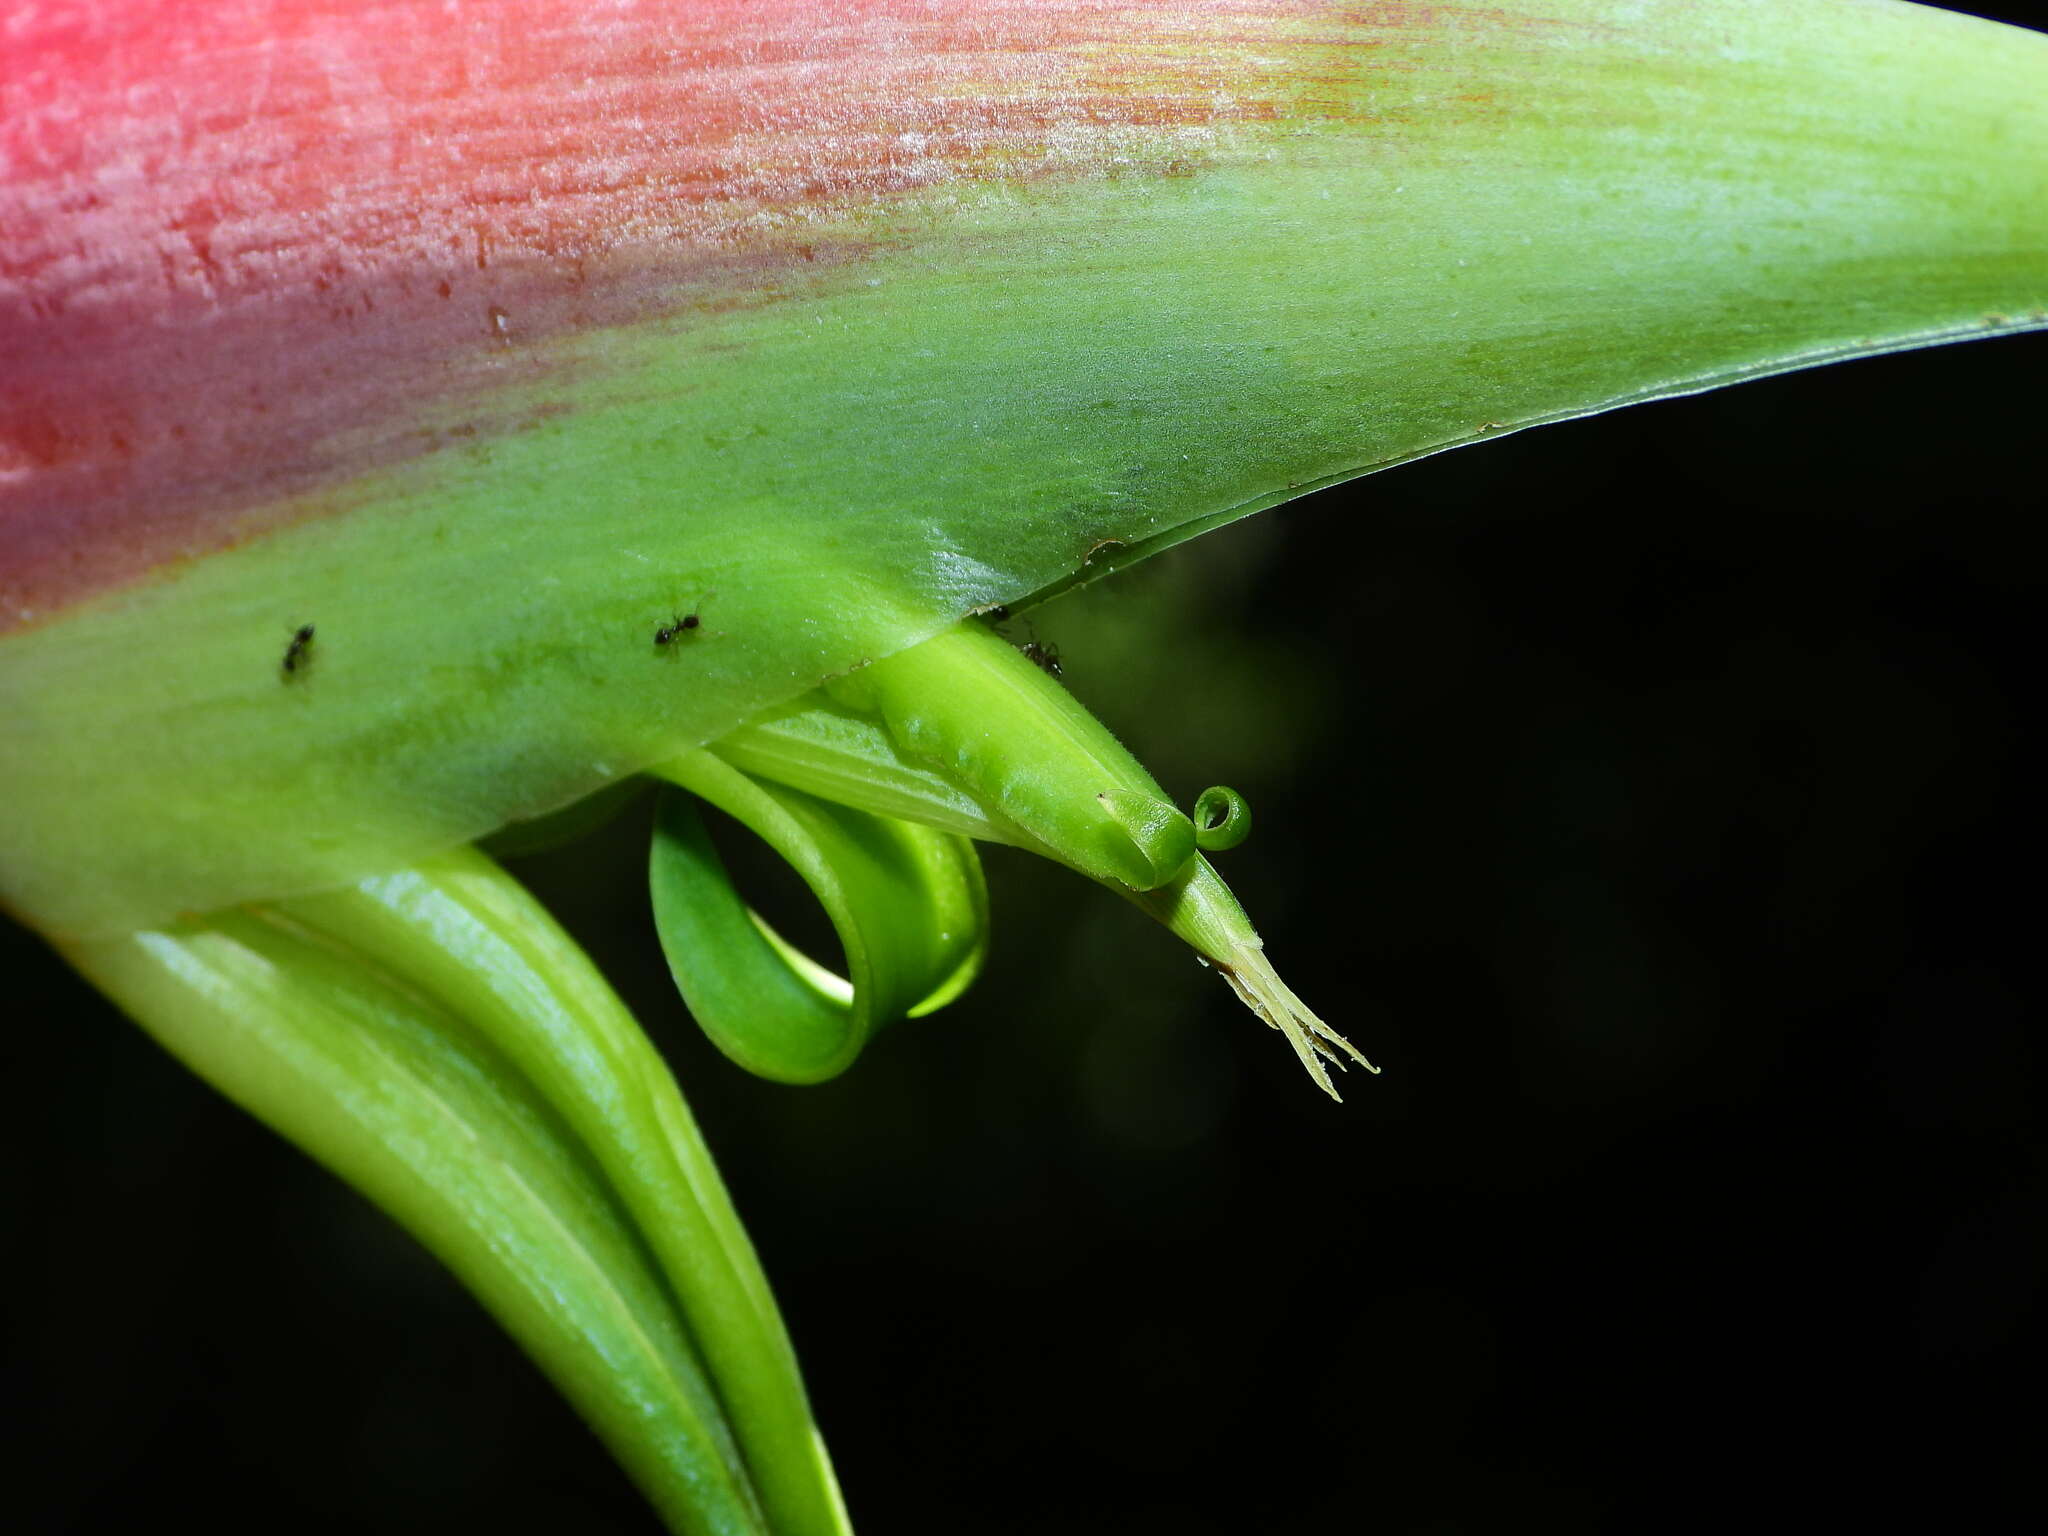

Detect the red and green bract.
xmin=4 ymin=0 xmax=1396 ymax=618
xmin=3 ymin=0 xmax=2045 ymax=938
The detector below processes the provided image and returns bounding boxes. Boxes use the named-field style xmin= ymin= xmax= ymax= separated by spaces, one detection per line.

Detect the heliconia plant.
xmin=4 ymin=1 xmax=2043 ymax=1530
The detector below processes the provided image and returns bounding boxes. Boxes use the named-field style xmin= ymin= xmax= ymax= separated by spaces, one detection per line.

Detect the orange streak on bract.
xmin=0 ymin=0 xmax=1418 ymax=625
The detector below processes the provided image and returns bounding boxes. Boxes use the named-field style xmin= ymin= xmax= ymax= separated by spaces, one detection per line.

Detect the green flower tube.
xmin=661 ymin=620 xmax=1373 ymax=1096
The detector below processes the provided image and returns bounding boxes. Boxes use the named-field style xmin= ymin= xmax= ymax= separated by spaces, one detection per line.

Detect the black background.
xmin=6 ymin=9 xmax=2046 ymax=1531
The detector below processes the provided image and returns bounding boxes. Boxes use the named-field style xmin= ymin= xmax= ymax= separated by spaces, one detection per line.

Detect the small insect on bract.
xmin=281 ymin=623 xmax=315 ymax=677
xmin=654 ymin=593 xmax=714 ymax=647
xmin=1021 ymin=639 xmax=1062 ymax=678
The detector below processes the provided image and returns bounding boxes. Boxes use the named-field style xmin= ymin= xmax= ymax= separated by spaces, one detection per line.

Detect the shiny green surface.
xmin=279 ymin=851 xmax=852 ymax=1536
xmin=61 ymin=894 xmax=790 ymax=1536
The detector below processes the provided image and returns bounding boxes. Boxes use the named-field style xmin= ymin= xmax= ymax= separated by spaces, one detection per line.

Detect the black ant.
xmin=653 ymin=611 xmax=699 ymax=645
xmin=654 ymin=594 xmax=713 ymax=647
xmin=980 ymin=604 xmax=1064 ymax=677
xmin=1021 ymin=638 xmax=1062 ymax=678
xmin=281 ymin=623 xmax=315 ymax=677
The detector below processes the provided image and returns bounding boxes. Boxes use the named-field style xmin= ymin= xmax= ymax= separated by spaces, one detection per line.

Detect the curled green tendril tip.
xmin=1193 ymin=786 xmax=1253 ymax=852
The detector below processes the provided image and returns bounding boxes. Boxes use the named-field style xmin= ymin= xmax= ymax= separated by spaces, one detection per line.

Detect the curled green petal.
xmin=1193 ymin=787 xmax=1253 ymax=853
xmin=650 ymin=753 xmax=988 ymax=1085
